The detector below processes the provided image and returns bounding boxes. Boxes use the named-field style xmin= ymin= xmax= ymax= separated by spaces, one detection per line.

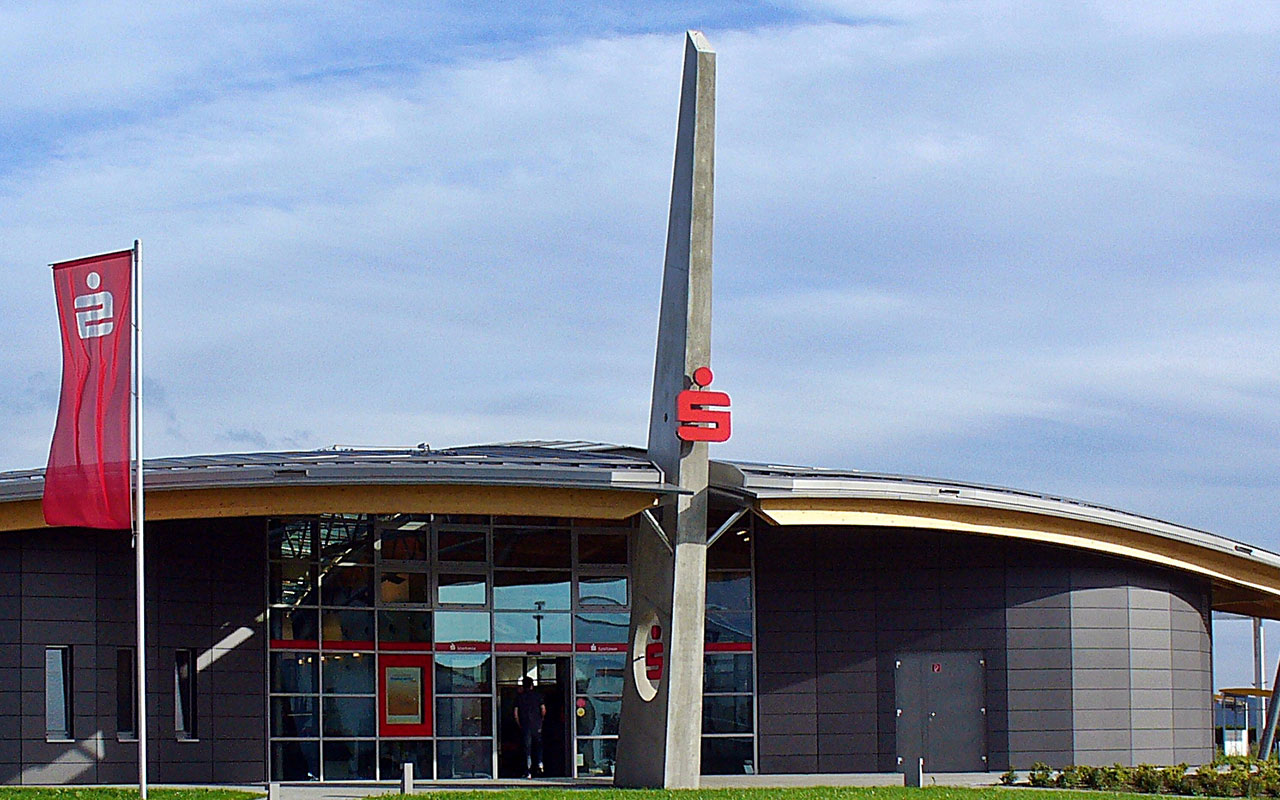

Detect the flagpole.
xmin=132 ymin=239 xmax=148 ymax=800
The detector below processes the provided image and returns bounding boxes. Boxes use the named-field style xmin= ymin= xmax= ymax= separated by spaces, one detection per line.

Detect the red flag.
xmin=43 ymin=249 xmax=134 ymax=529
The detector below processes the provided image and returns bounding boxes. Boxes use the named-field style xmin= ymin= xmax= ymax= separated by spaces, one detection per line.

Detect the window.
xmin=45 ymin=646 xmax=72 ymax=740
xmin=175 ymin=649 xmax=197 ymax=739
xmin=702 ymin=522 xmax=755 ymax=775
xmin=117 ymin=648 xmax=137 ymax=739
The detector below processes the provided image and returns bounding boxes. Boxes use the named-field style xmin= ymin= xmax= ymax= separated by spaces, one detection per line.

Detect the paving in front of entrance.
xmin=239 ymin=773 xmax=1002 ymax=798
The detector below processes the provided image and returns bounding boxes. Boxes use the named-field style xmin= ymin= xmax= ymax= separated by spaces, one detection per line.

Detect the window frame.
xmin=44 ymin=646 xmax=73 ymax=742
xmin=174 ymin=647 xmax=198 ymax=741
xmin=117 ymin=647 xmax=138 ymax=741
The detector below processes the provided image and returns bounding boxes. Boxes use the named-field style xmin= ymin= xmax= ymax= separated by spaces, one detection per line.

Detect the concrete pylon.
xmin=614 ymin=30 xmax=715 ymax=789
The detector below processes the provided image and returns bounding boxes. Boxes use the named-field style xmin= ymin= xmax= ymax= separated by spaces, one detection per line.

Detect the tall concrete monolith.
xmin=614 ymin=30 xmax=715 ymax=789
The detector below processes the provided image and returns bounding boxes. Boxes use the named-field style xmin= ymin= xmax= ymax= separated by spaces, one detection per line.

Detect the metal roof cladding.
xmin=1 ymin=438 xmax=1277 ymax=575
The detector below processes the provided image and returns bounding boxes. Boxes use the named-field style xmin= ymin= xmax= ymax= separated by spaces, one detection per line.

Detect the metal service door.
xmin=895 ymin=652 xmax=986 ymax=772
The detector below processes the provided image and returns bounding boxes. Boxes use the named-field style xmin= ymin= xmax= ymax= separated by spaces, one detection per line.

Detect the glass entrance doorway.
xmin=497 ymin=656 xmax=572 ymax=778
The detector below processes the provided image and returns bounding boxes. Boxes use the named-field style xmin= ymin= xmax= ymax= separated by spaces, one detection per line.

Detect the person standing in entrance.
xmin=514 ymin=676 xmax=545 ymax=779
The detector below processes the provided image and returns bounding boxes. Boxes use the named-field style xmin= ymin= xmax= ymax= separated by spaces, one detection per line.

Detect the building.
xmin=8 ymin=29 xmax=1280 ymax=788
xmin=3 ymin=439 xmax=1280 ymax=783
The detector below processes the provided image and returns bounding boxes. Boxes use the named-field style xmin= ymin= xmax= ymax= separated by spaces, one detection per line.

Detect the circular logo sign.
xmin=631 ymin=613 xmax=664 ymax=702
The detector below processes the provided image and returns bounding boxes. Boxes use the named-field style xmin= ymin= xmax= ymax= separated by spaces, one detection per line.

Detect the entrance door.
xmin=895 ymin=651 xmax=987 ymax=772
xmin=496 ymin=656 xmax=572 ymax=778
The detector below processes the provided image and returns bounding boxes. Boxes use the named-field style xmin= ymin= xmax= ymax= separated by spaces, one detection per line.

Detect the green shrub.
xmin=1099 ymin=763 xmax=1133 ymax=790
xmin=1255 ymin=759 xmax=1280 ymax=796
xmin=1027 ymin=761 xmax=1055 ymax=788
xmin=1079 ymin=764 xmax=1105 ymax=789
xmin=1056 ymin=763 xmax=1090 ymax=789
xmin=1162 ymin=763 xmax=1192 ymax=795
xmin=1194 ymin=763 xmax=1221 ymax=796
xmin=999 ymin=768 xmax=1018 ymax=786
xmin=1132 ymin=763 xmax=1163 ymax=793
xmin=1220 ymin=763 xmax=1249 ymax=797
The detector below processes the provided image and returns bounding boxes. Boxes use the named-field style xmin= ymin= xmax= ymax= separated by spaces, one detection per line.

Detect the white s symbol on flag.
xmin=74 ymin=272 xmax=114 ymax=339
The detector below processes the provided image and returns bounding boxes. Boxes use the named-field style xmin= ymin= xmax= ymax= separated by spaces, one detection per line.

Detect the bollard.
xmin=267 ymin=783 xmax=280 ymax=800
xmin=400 ymin=762 xmax=414 ymax=795
xmin=904 ymin=757 xmax=924 ymax=788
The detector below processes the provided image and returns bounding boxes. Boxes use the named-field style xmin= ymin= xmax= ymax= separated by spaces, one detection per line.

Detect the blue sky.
xmin=3 ymin=1 xmax=1280 ymax=686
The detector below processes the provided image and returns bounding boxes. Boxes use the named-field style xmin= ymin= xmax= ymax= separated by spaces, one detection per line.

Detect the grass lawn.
xmin=0 ymin=790 xmax=262 ymax=800
xmin=402 ymin=789 xmax=1189 ymax=800
xmin=0 ymin=789 xmax=1199 ymax=800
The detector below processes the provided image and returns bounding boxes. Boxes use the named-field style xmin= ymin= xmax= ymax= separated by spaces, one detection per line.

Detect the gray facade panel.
xmin=0 ymin=519 xmax=266 ymax=786
xmin=1071 ymin=606 xmax=1129 ymax=628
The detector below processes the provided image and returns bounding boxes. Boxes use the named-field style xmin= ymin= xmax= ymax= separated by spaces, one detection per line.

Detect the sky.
xmin=2 ymin=1 xmax=1279 ymax=687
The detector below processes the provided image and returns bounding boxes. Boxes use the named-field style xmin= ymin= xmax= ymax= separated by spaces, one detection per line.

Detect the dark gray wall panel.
xmin=0 ymin=519 xmax=266 ymax=786
xmin=756 ymin=526 xmax=1214 ymax=775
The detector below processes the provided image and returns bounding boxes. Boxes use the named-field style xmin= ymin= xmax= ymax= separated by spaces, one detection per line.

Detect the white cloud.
xmin=3 ymin=10 xmax=1280 ymax=695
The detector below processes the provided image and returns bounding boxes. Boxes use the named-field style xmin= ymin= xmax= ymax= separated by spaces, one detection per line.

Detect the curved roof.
xmin=3 ymin=440 xmax=1279 ymax=616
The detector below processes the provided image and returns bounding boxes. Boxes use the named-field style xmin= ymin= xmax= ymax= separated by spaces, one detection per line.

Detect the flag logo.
xmin=74 ymin=272 xmax=115 ymax=339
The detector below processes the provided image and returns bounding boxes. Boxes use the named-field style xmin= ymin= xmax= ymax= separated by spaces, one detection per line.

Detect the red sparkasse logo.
xmin=676 ymin=367 xmax=730 ymax=442
xmin=645 ymin=625 xmax=665 ymax=681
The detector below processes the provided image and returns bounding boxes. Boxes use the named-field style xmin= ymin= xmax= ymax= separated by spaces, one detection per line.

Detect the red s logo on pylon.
xmin=676 ymin=367 xmax=731 ymax=442
xmin=645 ymin=625 xmax=664 ymax=681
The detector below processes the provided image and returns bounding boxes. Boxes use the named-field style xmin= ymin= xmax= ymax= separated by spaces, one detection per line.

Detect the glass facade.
xmin=268 ymin=514 xmax=647 ymax=780
xmin=266 ymin=511 xmax=755 ymax=781
xmin=702 ymin=521 xmax=756 ymax=775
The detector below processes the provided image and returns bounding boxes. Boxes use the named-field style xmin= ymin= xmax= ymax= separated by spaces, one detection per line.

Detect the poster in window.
xmin=385 ymin=666 xmax=422 ymax=725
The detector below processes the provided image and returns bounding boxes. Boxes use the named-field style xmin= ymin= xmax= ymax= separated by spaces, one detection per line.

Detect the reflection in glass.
xmin=270 ymin=652 xmax=318 ymax=693
xmin=702 ymin=695 xmax=753 ymax=734
xmin=321 ymin=609 xmax=375 ymax=644
xmin=574 ymin=653 xmax=625 ymax=695
xmin=577 ymin=533 xmax=628 ymax=565
xmin=706 ymin=571 xmax=752 ymax=611
xmin=270 ymin=561 xmax=317 ymax=605
xmin=271 ymin=740 xmax=320 ymax=781
xmin=711 ymin=570 xmax=747 ymax=609
xmin=575 ymin=696 xmax=621 ymax=736
xmin=576 ymin=737 xmax=617 ymax=777
xmin=377 ymin=516 xmax=430 ymax=561
xmin=322 ymin=696 xmax=377 ymax=737
xmin=438 ymin=529 xmax=487 ymax=562
xmin=436 ymin=739 xmax=493 ymax=779
xmin=493 ymin=611 xmax=571 ymax=644
xmin=270 ymin=607 xmax=318 ymax=643
xmin=318 ymin=515 xmax=374 ymax=565
xmin=435 ymin=696 xmax=493 ymax=736
xmin=378 ymin=610 xmax=432 ymax=645
xmin=320 ymin=653 xmax=375 ymax=694
xmin=44 ymin=648 xmax=70 ymax=738
xmin=380 ymin=572 xmax=429 ymax=604
xmin=321 ymin=566 xmax=374 ymax=607
xmin=438 ymin=574 xmax=487 ymax=605
xmin=435 ymin=654 xmax=491 ymax=694
xmin=701 ymin=736 xmax=754 ymax=775
xmin=270 ymin=695 xmax=318 ymax=737
xmin=434 ymin=611 xmax=490 ymax=646
xmin=380 ymin=740 xmax=433 ymax=780
xmin=269 ymin=519 xmax=315 ymax=560
xmin=495 ymin=656 xmax=528 ymax=686
xmin=578 ymin=575 xmax=627 ymax=607
xmin=493 ymin=529 xmax=570 ymax=568
xmin=573 ymin=613 xmax=629 ymax=645
xmin=493 ymin=571 xmax=570 ymax=609
xmin=705 ymin=611 xmax=753 ymax=644
xmin=704 ymin=653 xmax=753 ymax=694
xmin=322 ymin=739 xmax=376 ymax=780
